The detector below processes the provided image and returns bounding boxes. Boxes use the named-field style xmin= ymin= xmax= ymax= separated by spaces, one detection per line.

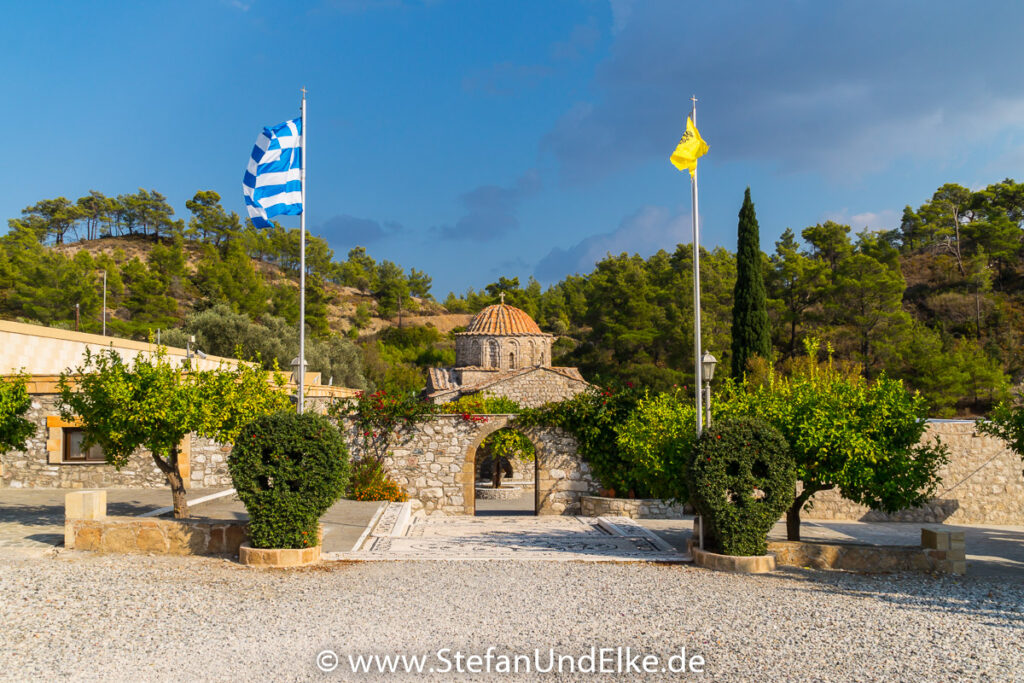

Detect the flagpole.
xmin=298 ymin=88 xmax=307 ymax=415
xmin=691 ymin=95 xmax=703 ymax=438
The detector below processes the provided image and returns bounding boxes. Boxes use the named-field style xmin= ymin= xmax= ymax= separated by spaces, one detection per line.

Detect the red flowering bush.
xmin=329 ymin=388 xmax=436 ymax=463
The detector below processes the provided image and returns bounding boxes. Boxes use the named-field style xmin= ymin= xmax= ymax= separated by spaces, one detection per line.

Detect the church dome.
xmin=462 ymin=303 xmax=544 ymax=336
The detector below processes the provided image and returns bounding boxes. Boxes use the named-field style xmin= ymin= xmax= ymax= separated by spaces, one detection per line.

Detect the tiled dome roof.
xmin=462 ymin=303 xmax=544 ymax=335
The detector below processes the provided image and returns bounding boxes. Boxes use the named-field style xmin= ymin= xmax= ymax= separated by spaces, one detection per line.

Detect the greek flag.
xmin=243 ymin=118 xmax=302 ymax=228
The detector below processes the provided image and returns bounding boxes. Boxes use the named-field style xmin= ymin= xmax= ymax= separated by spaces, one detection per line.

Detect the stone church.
xmin=424 ymin=298 xmax=589 ymax=408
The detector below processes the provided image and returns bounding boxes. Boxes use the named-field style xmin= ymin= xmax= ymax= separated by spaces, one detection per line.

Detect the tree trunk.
xmin=492 ymin=458 xmax=502 ymax=489
xmin=151 ymin=446 xmax=189 ymax=519
xmin=786 ymin=501 xmax=803 ymax=542
xmin=167 ymin=468 xmax=189 ymax=519
xmin=787 ymin=485 xmax=829 ymax=541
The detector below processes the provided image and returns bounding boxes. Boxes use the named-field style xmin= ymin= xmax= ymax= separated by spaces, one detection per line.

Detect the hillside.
xmin=51 ymin=236 xmax=465 ymax=339
xmin=5 ymin=178 xmax=1024 ymax=415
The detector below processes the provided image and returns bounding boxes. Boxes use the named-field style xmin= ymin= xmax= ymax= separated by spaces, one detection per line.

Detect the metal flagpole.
xmin=102 ymin=270 xmax=107 ymax=336
xmin=691 ymin=95 xmax=703 ymax=438
xmin=298 ymin=88 xmax=307 ymax=415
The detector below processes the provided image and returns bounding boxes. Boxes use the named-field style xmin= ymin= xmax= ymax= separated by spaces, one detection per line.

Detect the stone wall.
xmin=581 ymin=495 xmax=689 ymax=519
xmin=455 ymin=334 xmax=551 ymax=370
xmin=802 ymin=421 xmax=1024 ymax=524
xmin=0 ymin=394 xmax=231 ymax=490
xmin=475 ymin=369 xmax=589 ymax=408
xmin=66 ymin=516 xmax=248 ymax=555
xmin=349 ymin=414 xmax=597 ymax=515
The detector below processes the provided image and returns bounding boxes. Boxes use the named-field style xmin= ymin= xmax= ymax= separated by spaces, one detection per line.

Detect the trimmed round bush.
xmin=687 ymin=417 xmax=795 ymax=556
xmin=229 ymin=411 xmax=350 ymax=549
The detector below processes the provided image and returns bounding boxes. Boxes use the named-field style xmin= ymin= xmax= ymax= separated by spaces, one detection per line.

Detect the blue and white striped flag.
xmin=243 ymin=118 xmax=302 ymax=228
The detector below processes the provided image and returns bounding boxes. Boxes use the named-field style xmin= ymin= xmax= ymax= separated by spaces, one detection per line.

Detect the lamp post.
xmin=701 ymin=351 xmax=717 ymax=430
xmin=290 ymin=355 xmax=307 ymax=407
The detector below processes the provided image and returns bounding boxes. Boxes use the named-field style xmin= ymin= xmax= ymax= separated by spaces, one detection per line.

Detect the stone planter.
xmin=238 ymin=542 xmax=321 ymax=567
xmin=690 ymin=544 xmax=776 ymax=573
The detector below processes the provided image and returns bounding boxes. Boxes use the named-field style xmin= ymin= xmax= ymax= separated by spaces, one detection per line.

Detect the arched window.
xmin=509 ymin=352 xmax=516 ymax=369
xmin=488 ymin=340 xmax=499 ymax=368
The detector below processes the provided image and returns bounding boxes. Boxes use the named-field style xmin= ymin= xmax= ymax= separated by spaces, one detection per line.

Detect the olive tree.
xmin=58 ymin=348 xmax=292 ymax=518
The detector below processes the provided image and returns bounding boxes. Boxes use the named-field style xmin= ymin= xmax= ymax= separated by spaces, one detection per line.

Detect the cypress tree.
xmin=731 ymin=187 xmax=771 ymax=377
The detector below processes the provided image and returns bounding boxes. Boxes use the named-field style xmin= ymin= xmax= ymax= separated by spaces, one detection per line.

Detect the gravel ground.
xmin=1 ymin=550 xmax=1022 ymax=681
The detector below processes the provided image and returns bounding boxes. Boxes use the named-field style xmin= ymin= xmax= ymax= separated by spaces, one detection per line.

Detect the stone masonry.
xmin=348 ymin=414 xmax=597 ymax=515
xmin=0 ymin=394 xmax=232 ymax=490
xmin=580 ymin=495 xmax=689 ymax=520
xmin=802 ymin=420 xmax=1024 ymax=524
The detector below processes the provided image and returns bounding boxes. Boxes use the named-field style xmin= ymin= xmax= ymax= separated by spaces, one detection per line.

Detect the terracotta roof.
xmin=461 ymin=304 xmax=544 ymax=336
xmin=426 ymin=367 xmax=459 ymax=392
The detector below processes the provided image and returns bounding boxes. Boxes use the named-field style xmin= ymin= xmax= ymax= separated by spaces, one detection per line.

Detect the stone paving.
xmin=328 ymin=503 xmax=689 ymax=562
xmin=0 ymin=489 xmax=198 ymax=550
xmin=0 ymin=489 xmax=381 ymax=554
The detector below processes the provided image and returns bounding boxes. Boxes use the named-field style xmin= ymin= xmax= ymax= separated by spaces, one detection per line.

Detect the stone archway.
xmin=374 ymin=414 xmax=596 ymax=515
xmin=457 ymin=416 xmax=596 ymax=516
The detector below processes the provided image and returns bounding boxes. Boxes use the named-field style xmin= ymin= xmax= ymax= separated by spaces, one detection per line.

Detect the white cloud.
xmin=822 ymin=208 xmax=901 ymax=233
xmin=534 ymin=205 xmax=690 ymax=281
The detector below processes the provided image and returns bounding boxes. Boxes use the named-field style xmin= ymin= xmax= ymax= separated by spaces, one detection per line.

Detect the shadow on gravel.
xmin=411 ymin=526 xmax=674 ymax=558
xmin=760 ymin=566 xmax=1024 ymax=628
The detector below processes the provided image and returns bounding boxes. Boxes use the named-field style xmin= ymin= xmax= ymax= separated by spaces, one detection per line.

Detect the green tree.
xmin=375 ymin=260 xmax=410 ymax=320
xmin=828 ymin=253 xmax=908 ymax=374
xmin=407 ymin=268 xmax=433 ymax=299
xmin=186 ymin=190 xmax=241 ymax=247
xmin=338 ymin=246 xmax=378 ymax=292
xmin=801 ymin=221 xmax=852 ymax=275
xmin=76 ymin=191 xmax=116 ymax=240
xmin=718 ymin=341 xmax=949 ymax=540
xmin=0 ymin=374 xmax=35 ymax=454
xmin=194 ymin=242 xmax=268 ymax=317
xmin=731 ymin=188 xmax=772 ymax=377
xmin=616 ymin=389 xmax=696 ymax=501
xmin=766 ymin=228 xmax=827 ymax=358
xmin=22 ymin=197 xmax=82 ymax=244
xmin=58 ymin=349 xmax=292 ymax=518
xmin=478 ymin=428 xmax=535 ymax=489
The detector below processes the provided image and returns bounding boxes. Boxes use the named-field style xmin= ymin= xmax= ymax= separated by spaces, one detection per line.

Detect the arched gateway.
xmin=376 ymin=415 xmax=597 ymax=515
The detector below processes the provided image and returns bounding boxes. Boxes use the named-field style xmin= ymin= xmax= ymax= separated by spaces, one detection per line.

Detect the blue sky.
xmin=2 ymin=0 xmax=1023 ymax=296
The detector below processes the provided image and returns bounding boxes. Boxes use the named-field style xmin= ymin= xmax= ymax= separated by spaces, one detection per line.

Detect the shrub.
xmin=229 ymin=412 xmax=350 ymax=549
xmin=0 ymin=374 xmax=35 ymax=454
xmin=687 ymin=417 xmax=795 ymax=556
xmin=437 ymin=393 xmax=523 ymax=415
xmin=616 ymin=389 xmax=697 ymax=502
xmin=519 ymin=381 xmax=651 ymax=496
xmin=349 ymin=457 xmax=408 ymax=502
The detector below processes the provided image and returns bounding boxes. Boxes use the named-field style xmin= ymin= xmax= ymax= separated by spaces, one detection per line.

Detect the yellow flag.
xmin=669 ymin=116 xmax=709 ymax=176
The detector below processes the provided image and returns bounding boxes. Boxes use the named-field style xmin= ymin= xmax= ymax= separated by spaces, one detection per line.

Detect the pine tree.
xmin=731 ymin=187 xmax=771 ymax=377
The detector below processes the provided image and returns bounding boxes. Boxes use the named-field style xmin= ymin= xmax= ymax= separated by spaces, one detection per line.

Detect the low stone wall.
xmin=802 ymin=421 xmax=1024 ymax=525
xmin=768 ymin=529 xmax=965 ymax=574
xmin=581 ymin=496 xmax=689 ymax=519
xmin=66 ymin=516 xmax=248 ymax=555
